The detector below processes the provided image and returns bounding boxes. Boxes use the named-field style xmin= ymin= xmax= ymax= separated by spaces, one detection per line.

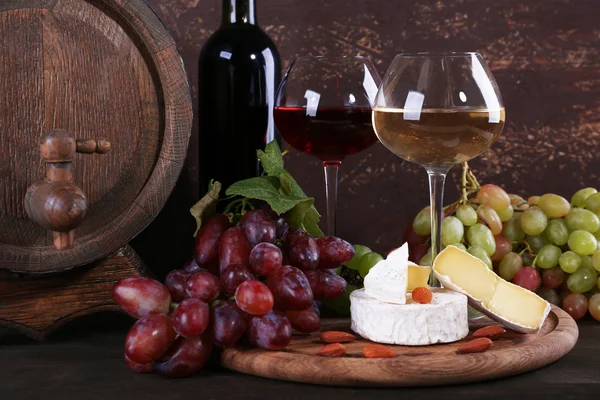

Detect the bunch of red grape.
xmin=113 ymin=207 xmax=353 ymax=378
xmin=407 ymin=184 xmax=600 ymax=323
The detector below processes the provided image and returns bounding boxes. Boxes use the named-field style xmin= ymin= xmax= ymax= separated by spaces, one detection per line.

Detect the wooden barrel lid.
xmin=0 ymin=0 xmax=192 ymax=272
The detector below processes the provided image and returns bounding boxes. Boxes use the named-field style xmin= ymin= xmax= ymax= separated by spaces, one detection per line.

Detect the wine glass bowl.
xmin=372 ymin=52 xmax=505 ymax=285
xmin=373 ymin=52 xmax=505 ymax=168
xmin=274 ymin=56 xmax=382 ymax=235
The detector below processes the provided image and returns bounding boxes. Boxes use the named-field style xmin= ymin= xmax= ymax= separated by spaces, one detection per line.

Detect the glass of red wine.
xmin=274 ymin=56 xmax=382 ymax=235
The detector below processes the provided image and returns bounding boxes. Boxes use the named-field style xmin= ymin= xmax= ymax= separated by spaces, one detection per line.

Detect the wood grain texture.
xmin=0 ymin=245 xmax=149 ymax=340
xmin=0 ymin=0 xmax=192 ymax=272
xmin=221 ymin=306 xmax=578 ymax=387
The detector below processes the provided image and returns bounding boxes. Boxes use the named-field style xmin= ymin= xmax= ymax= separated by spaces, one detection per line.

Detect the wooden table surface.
xmin=1 ymin=312 xmax=599 ymax=400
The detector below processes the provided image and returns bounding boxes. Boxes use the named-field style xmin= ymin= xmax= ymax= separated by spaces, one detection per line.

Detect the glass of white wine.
xmin=372 ymin=52 xmax=505 ymax=286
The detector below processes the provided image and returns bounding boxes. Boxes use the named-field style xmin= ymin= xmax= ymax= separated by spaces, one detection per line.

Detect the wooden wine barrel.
xmin=0 ymin=0 xmax=193 ymax=273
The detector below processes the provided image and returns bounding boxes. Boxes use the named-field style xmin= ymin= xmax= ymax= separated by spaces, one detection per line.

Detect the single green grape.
xmin=592 ymin=250 xmax=600 ymax=273
xmin=466 ymin=223 xmax=496 ymax=256
xmin=567 ymin=266 xmax=598 ymax=293
xmin=413 ymin=206 xmax=431 ymax=236
xmin=527 ymin=235 xmax=550 ymax=253
xmin=536 ymin=244 xmax=562 ymax=269
xmin=450 ymin=243 xmax=467 ymax=252
xmin=564 ymin=208 xmax=600 ymax=233
xmin=571 ymin=187 xmax=597 ymax=208
xmin=467 ymin=246 xmax=493 ymax=269
xmin=537 ymin=194 xmax=571 ymax=218
xmin=346 ymin=244 xmax=372 ymax=270
xmin=497 ymin=205 xmax=514 ymax=222
xmin=498 ymin=252 xmax=523 ymax=280
xmin=456 ymin=204 xmax=478 ymax=227
xmin=581 ymin=255 xmax=593 ymax=270
xmin=441 ymin=216 xmax=464 ymax=247
xmin=568 ymin=230 xmax=598 ymax=256
xmin=419 ymin=252 xmax=433 ymax=267
xmin=544 ymin=219 xmax=569 ymax=246
xmin=585 ymin=192 xmax=600 ymax=214
xmin=559 ymin=251 xmax=581 ymax=274
xmin=520 ymin=208 xmax=548 ymax=236
xmin=358 ymin=252 xmax=384 ymax=278
xmin=502 ymin=216 xmax=526 ymax=242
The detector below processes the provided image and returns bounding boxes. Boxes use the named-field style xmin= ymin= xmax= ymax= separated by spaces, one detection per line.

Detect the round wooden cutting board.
xmin=221 ymin=305 xmax=578 ymax=387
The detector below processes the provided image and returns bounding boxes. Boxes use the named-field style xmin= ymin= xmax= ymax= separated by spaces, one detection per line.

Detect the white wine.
xmin=372 ymin=108 xmax=505 ymax=167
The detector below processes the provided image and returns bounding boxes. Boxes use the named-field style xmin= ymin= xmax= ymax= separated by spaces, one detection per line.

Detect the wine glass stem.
xmin=426 ymin=167 xmax=449 ymax=287
xmin=323 ymin=162 xmax=340 ymax=236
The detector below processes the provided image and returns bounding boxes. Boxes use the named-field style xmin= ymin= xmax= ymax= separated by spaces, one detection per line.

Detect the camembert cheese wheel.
xmin=350 ymin=288 xmax=469 ymax=345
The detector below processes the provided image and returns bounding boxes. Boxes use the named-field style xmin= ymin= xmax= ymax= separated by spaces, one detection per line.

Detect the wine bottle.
xmin=198 ymin=0 xmax=281 ymax=194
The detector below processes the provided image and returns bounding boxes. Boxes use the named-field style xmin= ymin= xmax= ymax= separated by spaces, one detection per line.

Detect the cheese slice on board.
xmin=433 ymin=245 xmax=551 ymax=333
xmin=350 ymin=288 xmax=468 ymax=345
xmin=407 ymin=263 xmax=431 ymax=291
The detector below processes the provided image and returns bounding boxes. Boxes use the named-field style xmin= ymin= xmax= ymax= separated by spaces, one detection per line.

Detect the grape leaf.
xmin=257 ymin=141 xmax=285 ymax=175
xmin=279 ymin=173 xmax=323 ymax=237
xmin=226 ymin=176 xmax=309 ymax=215
xmin=190 ymin=180 xmax=221 ymax=237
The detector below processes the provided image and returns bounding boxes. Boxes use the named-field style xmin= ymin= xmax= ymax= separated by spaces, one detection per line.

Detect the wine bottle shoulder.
xmin=199 ymin=26 xmax=280 ymax=62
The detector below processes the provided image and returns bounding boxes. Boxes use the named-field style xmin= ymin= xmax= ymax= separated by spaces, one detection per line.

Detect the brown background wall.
xmin=134 ymin=0 xmax=600 ymax=274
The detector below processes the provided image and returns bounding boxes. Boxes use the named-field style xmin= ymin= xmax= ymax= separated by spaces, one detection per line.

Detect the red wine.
xmin=273 ymin=106 xmax=378 ymax=163
xmin=198 ymin=0 xmax=281 ymax=193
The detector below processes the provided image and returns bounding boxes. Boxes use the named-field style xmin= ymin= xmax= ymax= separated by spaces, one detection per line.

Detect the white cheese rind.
xmin=363 ymin=243 xmax=409 ymax=304
xmin=350 ymin=288 xmax=469 ymax=345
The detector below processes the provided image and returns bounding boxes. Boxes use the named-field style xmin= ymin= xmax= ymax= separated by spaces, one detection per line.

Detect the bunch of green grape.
xmin=412 ymin=185 xmax=600 ymax=322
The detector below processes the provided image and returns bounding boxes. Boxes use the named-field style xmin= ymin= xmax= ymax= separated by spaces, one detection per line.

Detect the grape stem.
xmin=443 ymin=162 xmax=482 ymax=215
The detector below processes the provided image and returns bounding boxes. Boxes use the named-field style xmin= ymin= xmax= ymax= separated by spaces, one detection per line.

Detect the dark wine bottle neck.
xmin=222 ymin=0 xmax=257 ymax=26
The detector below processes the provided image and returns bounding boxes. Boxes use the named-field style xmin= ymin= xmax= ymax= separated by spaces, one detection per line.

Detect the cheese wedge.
xmin=407 ymin=263 xmax=431 ymax=291
xmin=364 ymin=243 xmax=409 ymax=304
xmin=433 ymin=245 xmax=551 ymax=333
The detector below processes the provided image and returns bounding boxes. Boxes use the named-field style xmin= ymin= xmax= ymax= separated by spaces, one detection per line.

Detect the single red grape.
xmin=249 ymin=242 xmax=283 ymax=277
xmin=286 ymin=307 xmax=320 ymax=333
xmin=403 ymin=224 xmax=429 ymax=249
xmin=235 ymin=280 xmax=274 ymax=315
xmin=164 ymin=269 xmax=190 ymax=303
xmin=186 ymin=272 xmax=222 ymax=303
xmin=247 ymin=310 xmax=292 ymax=350
xmin=512 ymin=266 xmax=541 ymax=292
xmin=221 ymin=264 xmax=255 ymax=297
xmin=183 ymin=257 xmax=205 ymax=274
xmin=219 ymin=226 xmax=251 ymax=272
xmin=491 ymin=235 xmax=512 ymax=262
xmin=304 ymin=269 xmax=347 ymax=300
xmin=240 ymin=209 xmax=277 ymax=246
xmin=285 ymin=229 xmax=319 ymax=271
xmin=154 ymin=335 xmax=213 ymax=378
xmin=267 ymin=265 xmax=313 ymax=310
xmin=542 ymin=267 xmax=565 ymax=290
xmin=562 ymin=293 xmax=588 ymax=321
xmin=172 ymin=298 xmax=210 ymax=338
xmin=125 ymin=314 xmax=176 ymax=364
xmin=262 ymin=203 xmax=278 ymax=219
xmin=537 ymin=287 xmax=561 ymax=306
xmin=209 ymin=301 xmax=247 ymax=347
xmin=315 ymin=236 xmax=355 ymax=269
xmin=124 ymin=353 xmax=154 ymax=374
xmin=275 ymin=217 xmax=289 ymax=239
xmin=194 ymin=214 xmax=231 ymax=273
xmin=112 ymin=277 xmax=171 ymax=319
xmin=409 ymin=243 xmax=429 ymax=264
